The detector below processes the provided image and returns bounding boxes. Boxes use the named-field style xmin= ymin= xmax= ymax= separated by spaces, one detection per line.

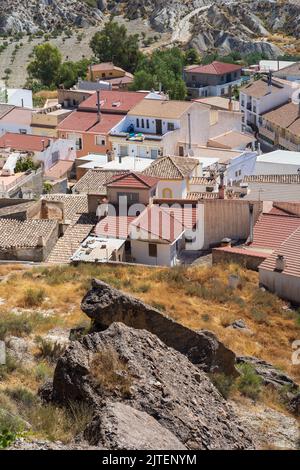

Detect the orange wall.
xmin=58 ymin=130 xmax=111 ymax=158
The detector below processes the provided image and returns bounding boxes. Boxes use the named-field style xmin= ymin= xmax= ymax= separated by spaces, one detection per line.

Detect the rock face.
xmin=0 ymin=0 xmax=103 ymax=34
xmin=81 ymin=279 xmax=237 ymax=376
xmin=85 ymin=401 xmax=187 ymax=450
xmin=237 ymin=356 xmax=299 ymax=391
xmin=51 ymin=322 xmax=254 ymax=449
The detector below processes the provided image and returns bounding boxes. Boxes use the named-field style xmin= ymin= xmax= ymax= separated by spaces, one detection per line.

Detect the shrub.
xmin=21 ymin=288 xmax=46 ymax=307
xmin=251 ymin=308 xmax=269 ymax=324
xmin=0 ymin=313 xmax=32 ymax=340
xmin=236 ymin=363 xmax=262 ymax=400
xmin=150 ymin=301 xmax=166 ymax=311
xmin=209 ymin=373 xmax=235 ymax=399
xmin=35 ymin=337 xmax=66 ymax=363
xmin=90 ymin=348 xmax=132 ymax=398
xmin=5 ymin=387 xmax=37 ymax=409
xmin=0 ymin=353 xmax=20 ymax=380
xmin=134 ymin=283 xmax=150 ymax=293
xmin=35 ymin=362 xmax=54 ymax=382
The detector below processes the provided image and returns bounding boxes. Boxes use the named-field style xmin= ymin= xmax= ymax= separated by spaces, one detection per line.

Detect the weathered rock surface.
xmin=85 ymin=401 xmax=187 ymax=450
xmin=231 ymin=400 xmax=300 ymax=450
xmin=237 ymin=356 xmax=299 ymax=391
xmin=227 ymin=319 xmax=253 ymax=335
xmin=5 ymin=335 xmax=34 ymax=364
xmin=51 ymin=322 xmax=254 ymax=449
xmin=0 ymin=0 xmax=103 ymax=34
xmin=8 ymin=438 xmax=100 ymax=450
xmin=81 ymin=279 xmax=237 ymax=376
xmin=288 ymin=393 xmax=300 ymax=417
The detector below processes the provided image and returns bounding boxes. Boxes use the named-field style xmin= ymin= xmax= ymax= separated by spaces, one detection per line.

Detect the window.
xmin=136 ymin=118 xmax=140 ymax=127
xmin=96 ymin=135 xmax=105 ymax=146
xmin=150 ymin=148 xmax=158 ymax=159
xmin=76 ymin=137 xmax=82 ymax=150
xmin=167 ymin=122 xmax=175 ymax=131
xmin=117 ymin=192 xmax=139 ymax=204
xmin=119 ymin=145 xmax=128 ymax=157
xmin=148 ymin=243 xmax=157 ymax=258
xmin=146 ymin=119 xmax=149 ymax=129
xmin=141 ymin=119 xmax=145 ymax=128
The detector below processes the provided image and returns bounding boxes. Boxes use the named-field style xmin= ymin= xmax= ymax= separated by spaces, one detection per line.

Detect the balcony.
xmin=259 ymin=127 xmax=276 ymax=142
xmin=110 ymin=130 xmax=163 ymax=141
xmin=278 ymin=137 xmax=300 ymax=152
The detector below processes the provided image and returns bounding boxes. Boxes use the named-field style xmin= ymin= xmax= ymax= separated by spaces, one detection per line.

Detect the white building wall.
xmin=254 ymin=161 xmax=300 ymax=175
xmin=156 ymin=179 xmax=187 ymax=199
xmin=226 ymin=151 xmax=257 ymax=183
xmin=6 ymin=89 xmax=33 ymax=109
xmin=131 ymin=239 xmax=172 ymax=266
xmin=0 ymin=122 xmax=31 ymax=136
xmin=259 ymin=269 xmax=300 ymax=304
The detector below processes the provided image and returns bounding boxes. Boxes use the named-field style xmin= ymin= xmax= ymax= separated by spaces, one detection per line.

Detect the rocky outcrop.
xmin=51 ymin=322 xmax=254 ymax=449
xmin=81 ymin=279 xmax=237 ymax=376
xmin=0 ymin=0 xmax=103 ymax=34
xmin=237 ymin=356 xmax=299 ymax=391
xmin=8 ymin=438 xmax=100 ymax=450
xmin=85 ymin=401 xmax=187 ymax=450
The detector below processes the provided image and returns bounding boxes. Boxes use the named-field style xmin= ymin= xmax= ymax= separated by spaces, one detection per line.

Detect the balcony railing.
xmin=278 ymin=137 xmax=300 ymax=152
xmin=259 ymin=127 xmax=276 ymax=141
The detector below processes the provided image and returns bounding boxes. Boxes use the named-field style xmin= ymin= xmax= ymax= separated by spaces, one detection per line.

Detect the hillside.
xmin=0 ymin=263 xmax=299 ymax=449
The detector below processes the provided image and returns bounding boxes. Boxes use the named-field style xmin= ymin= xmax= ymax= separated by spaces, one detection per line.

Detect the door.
xmin=155 ymin=119 xmax=162 ymax=135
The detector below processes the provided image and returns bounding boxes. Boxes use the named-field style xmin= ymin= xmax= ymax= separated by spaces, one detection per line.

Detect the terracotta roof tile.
xmin=244 ymin=174 xmax=300 ymax=184
xmin=127 ymin=99 xmax=194 ymax=119
xmin=130 ymin=205 xmax=197 ymax=242
xmin=79 ymin=90 xmax=147 ymax=113
xmin=95 ymin=215 xmax=136 ymax=239
xmin=250 ymin=213 xmax=300 ymax=250
xmin=0 ymin=219 xmax=57 ymax=249
xmin=185 ymin=61 xmax=242 ymax=75
xmin=260 ymin=226 xmax=300 ymax=276
xmin=57 ymin=111 xmax=123 ymax=134
xmin=0 ymin=133 xmax=54 ymax=152
xmin=106 ymin=171 xmax=158 ymax=189
xmin=242 ymin=78 xmax=285 ymax=99
xmin=143 ymin=156 xmax=198 ymax=180
xmin=72 ymin=169 xmax=124 ymax=195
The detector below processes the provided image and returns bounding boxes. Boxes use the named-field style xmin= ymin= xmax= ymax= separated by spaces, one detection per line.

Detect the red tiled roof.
xmin=44 ymin=160 xmax=74 ymax=179
xmin=213 ymin=245 xmax=268 ymax=258
xmin=95 ymin=215 xmax=136 ymax=239
xmin=250 ymin=213 xmax=300 ymax=250
xmin=130 ymin=205 xmax=197 ymax=242
xmin=79 ymin=90 xmax=147 ymax=113
xmin=186 ymin=61 xmax=242 ymax=75
xmin=0 ymin=132 xmax=55 ymax=152
xmin=106 ymin=172 xmax=158 ymax=189
xmin=260 ymin=226 xmax=300 ymax=277
xmin=57 ymin=111 xmax=123 ymax=134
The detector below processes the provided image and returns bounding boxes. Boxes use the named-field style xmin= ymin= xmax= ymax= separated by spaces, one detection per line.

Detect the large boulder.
xmin=81 ymin=279 xmax=237 ymax=376
xmin=85 ymin=401 xmax=186 ymax=450
xmin=51 ymin=322 xmax=254 ymax=449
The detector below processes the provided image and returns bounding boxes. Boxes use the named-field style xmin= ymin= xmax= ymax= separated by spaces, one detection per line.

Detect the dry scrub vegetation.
xmin=0 ymin=261 xmax=299 ymax=445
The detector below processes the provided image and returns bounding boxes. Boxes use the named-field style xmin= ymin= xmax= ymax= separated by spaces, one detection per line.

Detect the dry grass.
xmin=90 ymin=348 xmax=132 ymax=397
xmin=0 ymin=262 xmax=299 ymax=384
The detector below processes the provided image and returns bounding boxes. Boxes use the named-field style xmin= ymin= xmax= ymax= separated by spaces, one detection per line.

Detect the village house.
xmin=254 ymin=150 xmax=300 ymax=175
xmin=105 ymin=172 xmax=158 ymax=207
xmin=31 ymin=104 xmax=73 ymax=137
xmin=259 ymin=225 xmax=300 ymax=304
xmin=129 ymin=204 xmax=198 ymax=266
xmin=213 ymin=202 xmax=300 ymax=270
xmin=193 ymin=96 xmax=240 ymax=112
xmin=57 ymin=90 xmax=147 ymax=158
xmin=142 ymin=155 xmax=201 ymax=199
xmin=242 ymin=174 xmax=300 ymax=201
xmin=240 ymin=76 xmax=296 ymax=131
xmin=273 ymin=62 xmax=300 ymax=82
xmin=109 ymin=99 xmax=209 ymax=160
xmin=87 ymin=62 xmax=130 ymax=82
xmin=184 ymin=61 xmax=243 ymax=99
xmin=0 ymin=104 xmax=32 ymax=135
xmin=259 ymin=101 xmax=300 ymax=152
xmin=0 ymin=132 xmax=76 ymax=174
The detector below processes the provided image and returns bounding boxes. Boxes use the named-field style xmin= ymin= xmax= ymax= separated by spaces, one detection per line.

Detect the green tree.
xmin=27 ymin=43 xmax=62 ymax=88
xmin=90 ymin=21 xmax=142 ymax=73
xmin=131 ymin=47 xmax=187 ymax=100
xmin=184 ymin=48 xmax=201 ymax=66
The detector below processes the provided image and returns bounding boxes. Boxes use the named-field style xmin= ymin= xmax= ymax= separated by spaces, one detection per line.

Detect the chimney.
xmin=218 ymin=171 xmax=225 ymax=199
xmin=257 ymin=142 xmax=262 ymax=155
xmin=118 ymin=154 xmax=122 ymax=164
xmin=267 ymin=70 xmax=272 ymax=94
xmin=249 ymin=203 xmax=254 ymax=243
xmin=96 ymin=90 xmax=101 ymax=123
xmin=275 ymin=254 xmax=286 ymax=272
